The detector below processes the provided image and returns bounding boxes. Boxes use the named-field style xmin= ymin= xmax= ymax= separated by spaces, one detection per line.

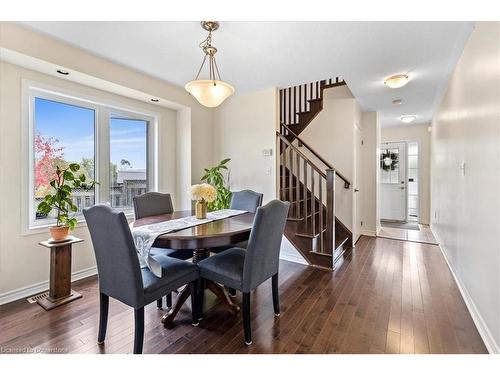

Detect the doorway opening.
xmin=378 ymin=141 xmax=437 ymax=244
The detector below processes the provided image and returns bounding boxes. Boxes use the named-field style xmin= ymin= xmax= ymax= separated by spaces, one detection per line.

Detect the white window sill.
xmin=23 ymin=211 xmax=135 ymax=236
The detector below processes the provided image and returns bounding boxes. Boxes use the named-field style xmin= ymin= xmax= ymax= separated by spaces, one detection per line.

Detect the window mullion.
xmin=97 ymin=106 xmax=111 ymax=205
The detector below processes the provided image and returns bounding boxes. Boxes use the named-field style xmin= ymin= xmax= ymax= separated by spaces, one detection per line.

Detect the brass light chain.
xmin=193 ymin=26 xmax=222 ymax=84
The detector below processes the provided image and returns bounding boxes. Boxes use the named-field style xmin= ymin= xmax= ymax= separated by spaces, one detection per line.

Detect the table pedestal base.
xmin=161 ymin=248 xmax=240 ymax=327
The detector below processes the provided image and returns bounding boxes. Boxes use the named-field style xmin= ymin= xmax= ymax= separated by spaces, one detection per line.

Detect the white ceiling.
xmin=21 ymin=21 xmax=474 ymax=127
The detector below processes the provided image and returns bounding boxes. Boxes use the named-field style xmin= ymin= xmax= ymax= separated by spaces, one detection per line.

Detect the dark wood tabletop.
xmin=132 ymin=210 xmax=255 ymax=250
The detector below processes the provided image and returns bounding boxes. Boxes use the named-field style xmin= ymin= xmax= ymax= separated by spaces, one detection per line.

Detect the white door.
xmin=380 ymin=141 xmax=407 ymax=221
xmin=353 ymin=126 xmax=363 ymax=242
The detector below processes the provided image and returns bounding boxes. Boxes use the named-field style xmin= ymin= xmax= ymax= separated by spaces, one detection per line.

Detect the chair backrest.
xmin=83 ymin=205 xmax=144 ymax=307
xmin=133 ymin=192 xmax=174 ymax=219
xmin=242 ymin=200 xmax=290 ymax=292
xmin=230 ymin=190 xmax=263 ymax=213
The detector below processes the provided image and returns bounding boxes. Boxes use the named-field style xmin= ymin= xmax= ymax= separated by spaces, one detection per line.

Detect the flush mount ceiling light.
xmin=384 ymin=74 xmax=409 ymax=89
xmin=392 ymin=99 xmax=403 ymax=105
xmin=400 ymin=115 xmax=417 ymax=124
xmin=185 ymin=21 xmax=235 ymax=108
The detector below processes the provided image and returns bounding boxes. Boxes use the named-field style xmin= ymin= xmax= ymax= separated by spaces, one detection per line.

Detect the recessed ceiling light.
xmin=150 ymin=98 xmax=159 ymax=102
xmin=400 ymin=115 xmax=417 ymax=124
xmin=392 ymin=99 xmax=403 ymax=105
xmin=384 ymin=74 xmax=409 ymax=88
xmin=56 ymin=69 xmax=69 ymax=75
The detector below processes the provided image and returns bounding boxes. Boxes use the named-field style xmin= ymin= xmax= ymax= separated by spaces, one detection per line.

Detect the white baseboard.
xmin=361 ymin=230 xmax=377 ymax=237
xmin=0 ymin=266 xmax=97 ymax=306
xmin=433 ymin=229 xmax=499 ymax=354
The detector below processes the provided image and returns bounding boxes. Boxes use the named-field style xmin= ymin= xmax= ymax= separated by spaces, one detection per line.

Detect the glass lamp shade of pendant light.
xmin=185 ymin=80 xmax=234 ymax=107
xmin=185 ymin=21 xmax=235 ymax=108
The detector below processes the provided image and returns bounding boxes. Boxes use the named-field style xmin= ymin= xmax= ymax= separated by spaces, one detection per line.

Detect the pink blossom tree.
xmin=34 ymin=133 xmax=65 ymax=196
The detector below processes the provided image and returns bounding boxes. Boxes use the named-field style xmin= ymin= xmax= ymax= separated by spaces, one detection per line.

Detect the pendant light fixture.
xmin=185 ymin=21 xmax=234 ymax=107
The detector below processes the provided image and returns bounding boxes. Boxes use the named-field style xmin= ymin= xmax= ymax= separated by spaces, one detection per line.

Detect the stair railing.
xmin=280 ymin=122 xmax=351 ymax=189
xmin=277 ymin=131 xmax=336 ymax=256
xmin=279 ymin=77 xmax=345 ymax=125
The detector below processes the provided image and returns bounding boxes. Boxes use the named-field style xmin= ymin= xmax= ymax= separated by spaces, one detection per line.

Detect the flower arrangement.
xmin=189 ymin=183 xmax=217 ymax=219
xmin=189 ymin=183 xmax=217 ymax=202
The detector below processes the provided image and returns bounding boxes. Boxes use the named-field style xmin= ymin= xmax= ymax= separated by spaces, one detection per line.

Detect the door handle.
xmin=354 ymin=189 xmax=359 ymax=192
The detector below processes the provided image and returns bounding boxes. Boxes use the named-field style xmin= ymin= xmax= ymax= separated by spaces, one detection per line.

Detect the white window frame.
xmin=22 ymin=80 xmax=159 ymax=234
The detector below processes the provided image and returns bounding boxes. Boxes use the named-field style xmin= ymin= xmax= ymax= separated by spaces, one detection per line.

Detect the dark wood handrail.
xmin=276 ymin=131 xmax=327 ymax=179
xmin=280 ymin=122 xmax=351 ymax=189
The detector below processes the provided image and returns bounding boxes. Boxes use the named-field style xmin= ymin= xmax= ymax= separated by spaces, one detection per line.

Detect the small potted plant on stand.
xmin=36 ymin=163 xmax=97 ymax=241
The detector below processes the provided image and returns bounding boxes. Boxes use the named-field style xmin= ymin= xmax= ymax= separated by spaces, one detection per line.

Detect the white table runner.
xmin=131 ymin=209 xmax=247 ymax=277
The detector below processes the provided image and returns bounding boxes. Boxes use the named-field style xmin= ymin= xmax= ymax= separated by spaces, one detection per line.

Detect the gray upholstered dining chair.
xmin=198 ymin=199 xmax=290 ymax=345
xmin=210 ymin=189 xmax=263 ymax=254
xmin=210 ymin=189 xmax=264 ymax=297
xmin=83 ymin=205 xmax=199 ymax=354
xmin=230 ymin=189 xmax=264 ymax=213
xmin=133 ymin=192 xmax=174 ymax=219
xmin=133 ymin=192 xmax=192 ymax=310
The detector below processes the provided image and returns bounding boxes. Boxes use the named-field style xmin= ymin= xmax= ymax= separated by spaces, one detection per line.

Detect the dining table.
xmin=132 ymin=210 xmax=255 ymax=327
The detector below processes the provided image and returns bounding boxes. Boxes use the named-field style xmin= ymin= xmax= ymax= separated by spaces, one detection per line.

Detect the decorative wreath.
xmin=380 ymin=149 xmax=399 ymax=171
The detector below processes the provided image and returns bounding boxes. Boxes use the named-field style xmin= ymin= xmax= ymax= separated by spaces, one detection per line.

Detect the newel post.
xmin=325 ymin=169 xmax=336 ymax=265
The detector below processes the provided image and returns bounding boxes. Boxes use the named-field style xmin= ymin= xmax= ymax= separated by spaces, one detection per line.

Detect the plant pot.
xmin=195 ymin=200 xmax=207 ymax=220
xmin=49 ymin=226 xmax=70 ymax=241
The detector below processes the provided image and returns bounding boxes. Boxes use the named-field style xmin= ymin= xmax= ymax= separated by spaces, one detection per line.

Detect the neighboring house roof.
xmin=116 ymin=169 xmax=146 ymax=183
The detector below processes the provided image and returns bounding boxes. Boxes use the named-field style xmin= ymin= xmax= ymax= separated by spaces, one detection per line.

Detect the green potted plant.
xmin=36 ymin=163 xmax=97 ymax=241
xmin=201 ymin=158 xmax=232 ymax=211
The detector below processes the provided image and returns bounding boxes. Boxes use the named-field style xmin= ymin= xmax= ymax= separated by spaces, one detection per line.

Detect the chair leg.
xmin=228 ymin=287 xmax=237 ymax=297
xmin=189 ymin=282 xmax=199 ymax=326
xmin=133 ymin=307 xmax=145 ymax=354
xmin=97 ymin=293 xmax=109 ymax=344
xmin=272 ymin=273 xmax=280 ymax=316
xmin=156 ymin=297 xmax=163 ymax=310
xmin=197 ymin=278 xmax=205 ymax=320
xmin=242 ymin=292 xmax=252 ymax=345
xmin=166 ymin=293 xmax=172 ymax=309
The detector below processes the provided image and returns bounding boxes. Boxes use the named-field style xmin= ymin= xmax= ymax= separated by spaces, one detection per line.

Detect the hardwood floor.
xmin=0 ymin=236 xmax=487 ymax=354
xmin=378 ymin=224 xmax=438 ymax=245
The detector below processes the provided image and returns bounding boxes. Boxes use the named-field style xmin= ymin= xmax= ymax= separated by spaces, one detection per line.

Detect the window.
xmin=109 ymin=116 xmax=148 ymax=211
xmin=407 ymin=142 xmax=419 ymax=222
xmin=27 ymin=84 xmax=157 ymax=230
xmin=380 ymin=147 xmax=400 ymax=184
xmin=33 ymin=97 xmax=96 ymax=226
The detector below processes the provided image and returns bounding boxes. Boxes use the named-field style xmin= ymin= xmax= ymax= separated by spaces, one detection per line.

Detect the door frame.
xmin=379 ymin=138 xmax=423 ymax=224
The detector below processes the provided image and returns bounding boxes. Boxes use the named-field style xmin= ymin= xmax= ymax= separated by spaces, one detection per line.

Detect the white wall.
xmin=0 ymin=61 xmax=177 ymax=300
xmin=381 ymin=123 xmax=431 ymax=224
xmin=0 ymin=22 xmax=215 ymax=303
xmin=0 ymin=22 xmax=214 ymax=185
xmin=360 ymin=111 xmax=379 ymax=236
xmin=430 ymin=22 xmax=500 ymax=353
xmin=213 ymin=88 xmax=278 ymax=203
xmin=299 ymin=87 xmax=357 ymax=232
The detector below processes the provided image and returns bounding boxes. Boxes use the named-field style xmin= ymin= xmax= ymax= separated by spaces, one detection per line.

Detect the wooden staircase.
xmin=278 ymin=77 xmax=352 ymax=270
xmin=280 ymin=77 xmax=347 ymax=142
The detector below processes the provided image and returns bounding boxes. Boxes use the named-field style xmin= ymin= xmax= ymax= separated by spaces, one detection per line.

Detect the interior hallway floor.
xmin=379 ymin=223 xmax=438 ymax=245
xmin=0 ymin=236 xmax=486 ymax=354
